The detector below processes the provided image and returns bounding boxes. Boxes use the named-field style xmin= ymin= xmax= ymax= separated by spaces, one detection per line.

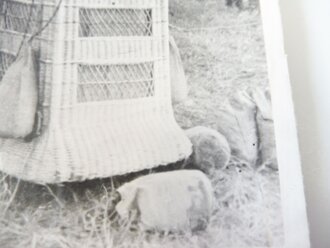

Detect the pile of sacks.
xmin=111 ymin=88 xmax=276 ymax=233
xmin=109 ymin=35 xmax=275 ymax=233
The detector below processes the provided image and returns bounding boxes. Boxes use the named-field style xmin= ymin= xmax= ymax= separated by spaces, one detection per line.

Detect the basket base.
xmin=0 ymin=115 xmax=192 ymax=184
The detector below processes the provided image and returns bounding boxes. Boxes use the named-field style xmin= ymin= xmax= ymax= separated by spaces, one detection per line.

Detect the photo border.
xmin=259 ymin=0 xmax=310 ymax=247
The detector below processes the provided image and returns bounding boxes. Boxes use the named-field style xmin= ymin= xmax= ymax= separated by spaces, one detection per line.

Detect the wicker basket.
xmin=0 ymin=0 xmax=192 ymax=184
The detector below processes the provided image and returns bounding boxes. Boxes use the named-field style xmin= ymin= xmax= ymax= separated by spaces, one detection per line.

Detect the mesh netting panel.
xmin=79 ymin=8 xmax=152 ymax=37
xmin=0 ymin=51 xmax=16 ymax=81
xmin=0 ymin=0 xmax=42 ymax=34
xmin=77 ymin=62 xmax=154 ymax=102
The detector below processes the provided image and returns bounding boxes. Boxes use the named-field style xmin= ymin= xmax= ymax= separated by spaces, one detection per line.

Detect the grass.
xmin=0 ymin=1 xmax=284 ymax=247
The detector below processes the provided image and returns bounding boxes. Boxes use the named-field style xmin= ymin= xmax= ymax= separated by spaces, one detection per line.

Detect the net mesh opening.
xmin=77 ymin=62 xmax=155 ymax=102
xmin=0 ymin=0 xmax=42 ymax=34
xmin=0 ymin=51 xmax=16 ymax=81
xmin=79 ymin=8 xmax=153 ymax=37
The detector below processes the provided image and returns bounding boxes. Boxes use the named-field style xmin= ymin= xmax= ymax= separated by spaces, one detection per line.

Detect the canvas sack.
xmin=116 ymin=170 xmax=214 ymax=232
xmin=0 ymin=45 xmax=38 ymax=139
xmin=217 ymin=91 xmax=259 ymax=166
xmin=252 ymin=89 xmax=277 ymax=169
xmin=169 ymin=35 xmax=188 ymax=104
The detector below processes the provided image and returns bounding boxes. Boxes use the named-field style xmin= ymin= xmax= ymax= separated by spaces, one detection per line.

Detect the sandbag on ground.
xmin=116 ymin=170 xmax=214 ymax=232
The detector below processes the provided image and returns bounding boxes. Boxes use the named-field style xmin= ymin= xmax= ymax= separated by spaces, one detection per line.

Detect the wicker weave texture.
xmin=0 ymin=0 xmax=192 ymax=183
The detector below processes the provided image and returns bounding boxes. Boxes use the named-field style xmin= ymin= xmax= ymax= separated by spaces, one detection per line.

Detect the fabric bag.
xmin=0 ymin=45 xmax=38 ymax=139
xmin=169 ymin=35 xmax=188 ymax=104
xmin=115 ymin=170 xmax=214 ymax=232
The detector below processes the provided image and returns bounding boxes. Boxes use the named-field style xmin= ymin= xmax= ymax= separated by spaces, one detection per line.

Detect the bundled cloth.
xmin=0 ymin=45 xmax=38 ymax=139
xmin=217 ymin=88 xmax=277 ymax=169
xmin=217 ymin=90 xmax=259 ymax=166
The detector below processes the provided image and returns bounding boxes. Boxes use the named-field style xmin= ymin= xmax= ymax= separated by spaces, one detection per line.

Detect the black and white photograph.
xmin=0 ymin=0 xmax=290 ymax=247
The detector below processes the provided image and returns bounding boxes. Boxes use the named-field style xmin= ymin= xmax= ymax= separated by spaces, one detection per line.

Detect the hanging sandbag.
xmin=0 ymin=45 xmax=38 ymax=139
xmin=169 ymin=35 xmax=188 ymax=104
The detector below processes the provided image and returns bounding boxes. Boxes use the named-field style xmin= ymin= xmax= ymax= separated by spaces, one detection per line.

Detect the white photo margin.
xmin=259 ymin=0 xmax=310 ymax=247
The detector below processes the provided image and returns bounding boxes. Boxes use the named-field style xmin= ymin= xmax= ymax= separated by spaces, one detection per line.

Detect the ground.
xmin=0 ymin=1 xmax=284 ymax=247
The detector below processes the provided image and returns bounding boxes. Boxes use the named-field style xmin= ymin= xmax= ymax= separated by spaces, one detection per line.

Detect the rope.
xmin=16 ymin=0 xmax=35 ymax=57
xmin=15 ymin=0 xmax=63 ymax=57
xmin=28 ymin=0 xmax=63 ymax=43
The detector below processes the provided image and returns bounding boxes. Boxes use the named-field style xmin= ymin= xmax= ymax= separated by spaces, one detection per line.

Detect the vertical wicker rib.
xmin=0 ymin=0 xmax=192 ymax=184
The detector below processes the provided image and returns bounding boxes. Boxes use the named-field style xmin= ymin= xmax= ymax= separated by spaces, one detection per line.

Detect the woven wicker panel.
xmin=79 ymin=8 xmax=152 ymax=37
xmin=77 ymin=62 xmax=154 ymax=102
xmin=0 ymin=0 xmax=193 ymax=183
xmin=0 ymin=0 xmax=42 ymax=35
xmin=0 ymin=51 xmax=16 ymax=81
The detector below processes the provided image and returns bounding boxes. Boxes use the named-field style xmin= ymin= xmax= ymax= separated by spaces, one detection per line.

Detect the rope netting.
xmin=0 ymin=0 xmax=42 ymax=35
xmin=0 ymin=0 xmax=39 ymax=81
xmin=77 ymin=62 xmax=155 ymax=102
